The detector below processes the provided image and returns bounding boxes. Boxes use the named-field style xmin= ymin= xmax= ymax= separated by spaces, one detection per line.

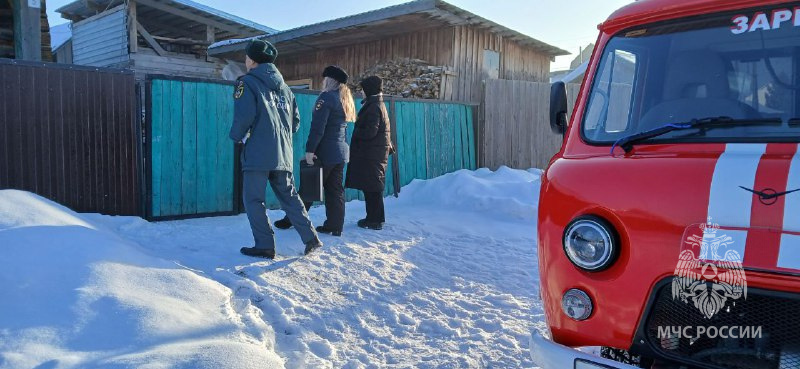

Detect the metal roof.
xmin=208 ymin=0 xmax=569 ymax=57
xmin=56 ymin=0 xmax=277 ymax=36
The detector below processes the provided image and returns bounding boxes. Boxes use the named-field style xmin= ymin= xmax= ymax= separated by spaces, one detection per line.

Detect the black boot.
xmin=304 ymin=239 xmax=323 ymax=255
xmin=274 ymin=216 xmax=292 ymax=230
xmin=357 ymin=219 xmax=383 ymax=230
xmin=316 ymin=225 xmax=342 ymax=237
xmin=240 ymin=247 xmax=275 ymax=259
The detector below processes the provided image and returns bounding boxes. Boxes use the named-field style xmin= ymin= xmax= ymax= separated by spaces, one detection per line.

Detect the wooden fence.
xmin=146 ymin=76 xmax=476 ymax=220
xmin=146 ymin=76 xmax=236 ymax=219
xmin=480 ymin=79 xmax=581 ymax=170
xmin=0 ymin=59 xmax=141 ymax=215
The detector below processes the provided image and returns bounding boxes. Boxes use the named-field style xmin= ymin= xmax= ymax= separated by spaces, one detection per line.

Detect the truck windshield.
xmin=582 ymin=4 xmax=800 ymax=145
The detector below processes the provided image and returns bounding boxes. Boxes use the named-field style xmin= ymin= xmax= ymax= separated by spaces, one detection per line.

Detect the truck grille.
xmin=643 ymin=282 xmax=800 ymax=369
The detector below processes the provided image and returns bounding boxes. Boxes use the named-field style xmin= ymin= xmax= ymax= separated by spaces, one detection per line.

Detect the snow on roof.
xmin=56 ymin=0 xmax=277 ymax=35
xmin=169 ymin=0 xmax=278 ymax=34
xmin=50 ymin=23 xmax=72 ymax=51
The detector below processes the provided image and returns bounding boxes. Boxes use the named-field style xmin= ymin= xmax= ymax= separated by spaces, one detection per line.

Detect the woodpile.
xmin=350 ymin=58 xmax=444 ymax=99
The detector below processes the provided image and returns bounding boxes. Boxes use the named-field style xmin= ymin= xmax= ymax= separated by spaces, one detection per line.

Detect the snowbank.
xmin=396 ymin=166 xmax=542 ymax=221
xmin=0 ymin=166 xmax=545 ymax=368
xmin=0 ymin=190 xmax=282 ymax=369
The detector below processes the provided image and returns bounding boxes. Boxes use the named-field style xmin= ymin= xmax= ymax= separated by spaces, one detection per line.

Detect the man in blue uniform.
xmin=230 ymin=40 xmax=322 ymax=259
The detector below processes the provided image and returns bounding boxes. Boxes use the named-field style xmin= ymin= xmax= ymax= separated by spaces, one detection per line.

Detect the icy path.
xmin=98 ymin=167 xmax=547 ymax=368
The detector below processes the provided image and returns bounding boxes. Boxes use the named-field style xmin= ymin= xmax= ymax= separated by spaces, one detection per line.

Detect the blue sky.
xmin=46 ymin=0 xmax=634 ymax=71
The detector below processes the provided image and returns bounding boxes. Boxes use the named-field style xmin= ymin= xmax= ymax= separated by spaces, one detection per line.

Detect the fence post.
xmin=389 ymin=96 xmax=401 ymax=197
xmin=477 ymin=79 xmax=487 ymax=169
xmin=12 ymin=0 xmax=42 ymax=61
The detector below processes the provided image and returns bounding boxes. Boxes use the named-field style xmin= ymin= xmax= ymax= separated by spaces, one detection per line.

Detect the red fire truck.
xmin=533 ymin=1 xmax=800 ymax=368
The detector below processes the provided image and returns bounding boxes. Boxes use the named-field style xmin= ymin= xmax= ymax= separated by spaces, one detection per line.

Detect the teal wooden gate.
xmin=147 ymin=76 xmax=476 ymax=220
xmin=147 ymin=77 xmax=236 ymax=219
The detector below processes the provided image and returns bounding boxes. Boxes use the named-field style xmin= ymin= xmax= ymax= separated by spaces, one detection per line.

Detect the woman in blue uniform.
xmin=275 ymin=66 xmax=355 ymax=236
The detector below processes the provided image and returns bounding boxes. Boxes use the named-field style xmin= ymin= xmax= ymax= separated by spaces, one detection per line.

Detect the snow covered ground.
xmin=0 ymin=167 xmax=547 ymax=369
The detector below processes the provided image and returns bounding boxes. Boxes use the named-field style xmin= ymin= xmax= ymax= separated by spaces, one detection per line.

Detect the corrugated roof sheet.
xmin=209 ymin=0 xmax=569 ymax=57
xmin=56 ymin=0 xmax=277 ymax=34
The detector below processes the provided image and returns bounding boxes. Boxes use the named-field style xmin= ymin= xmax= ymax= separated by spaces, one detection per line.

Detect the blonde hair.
xmin=322 ymin=77 xmax=356 ymax=122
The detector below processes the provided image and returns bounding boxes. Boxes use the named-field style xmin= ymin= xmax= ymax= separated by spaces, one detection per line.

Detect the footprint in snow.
xmin=308 ymin=340 xmax=334 ymax=359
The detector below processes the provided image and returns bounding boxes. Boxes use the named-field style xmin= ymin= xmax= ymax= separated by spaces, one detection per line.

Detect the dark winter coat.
xmin=229 ymin=63 xmax=300 ymax=172
xmin=345 ymin=95 xmax=393 ymax=192
xmin=306 ymin=90 xmax=349 ymax=166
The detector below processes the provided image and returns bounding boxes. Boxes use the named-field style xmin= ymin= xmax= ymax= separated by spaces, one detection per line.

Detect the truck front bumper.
xmin=530 ymin=331 xmax=640 ymax=369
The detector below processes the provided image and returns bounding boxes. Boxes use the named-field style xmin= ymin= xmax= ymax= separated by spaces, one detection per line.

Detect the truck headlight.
xmin=563 ymin=216 xmax=618 ymax=272
xmin=562 ymin=289 xmax=593 ymax=321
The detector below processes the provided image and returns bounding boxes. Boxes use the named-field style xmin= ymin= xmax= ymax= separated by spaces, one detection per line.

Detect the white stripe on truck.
xmin=705 ymin=144 xmax=766 ymax=261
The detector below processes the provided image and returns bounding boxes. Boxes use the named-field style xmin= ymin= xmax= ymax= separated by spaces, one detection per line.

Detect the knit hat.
xmin=245 ymin=39 xmax=278 ymax=64
xmin=360 ymin=76 xmax=383 ymax=97
xmin=322 ymin=65 xmax=349 ymax=84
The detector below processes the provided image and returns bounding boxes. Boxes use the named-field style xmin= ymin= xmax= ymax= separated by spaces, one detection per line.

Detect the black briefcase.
xmin=299 ymin=159 xmax=324 ymax=202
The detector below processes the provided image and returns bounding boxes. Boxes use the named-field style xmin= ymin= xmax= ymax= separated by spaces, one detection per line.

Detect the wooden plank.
xmin=511 ymin=79 xmax=520 ymax=168
xmin=151 ymin=80 xmax=164 ymax=217
xmin=403 ymin=102 xmax=417 ymax=184
xmin=394 ymin=102 xmax=406 ymax=187
xmin=466 ymin=106 xmax=476 ymax=170
xmin=210 ymin=82 xmax=223 ymax=211
xmin=168 ymin=80 xmax=184 ymax=216
xmin=446 ymin=104 xmax=456 ymax=173
xmin=196 ymin=82 xmax=214 ymax=213
xmin=159 ymin=79 xmax=175 ymax=216
xmin=453 ymin=104 xmax=464 ymax=170
xmin=398 ymin=102 xmax=412 ymax=185
xmin=417 ymin=103 xmax=428 ymax=180
xmin=206 ymin=25 xmax=215 ymax=43
xmin=128 ymin=1 xmax=138 ymax=53
xmin=214 ymin=83 xmax=231 ymax=212
xmin=135 ymin=20 xmax=167 ymax=56
xmin=135 ymin=0 xmax=254 ymax=37
xmin=219 ymin=84 xmax=235 ymax=211
xmin=483 ymin=80 xmax=493 ymax=169
xmin=181 ymin=81 xmax=198 ymax=215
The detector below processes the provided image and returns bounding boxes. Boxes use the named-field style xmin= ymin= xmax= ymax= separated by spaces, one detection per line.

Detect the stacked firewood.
xmin=351 ymin=58 xmax=444 ymax=99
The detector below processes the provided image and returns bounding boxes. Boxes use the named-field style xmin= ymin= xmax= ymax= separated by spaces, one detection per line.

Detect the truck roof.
xmin=602 ymin=0 xmax=794 ymax=33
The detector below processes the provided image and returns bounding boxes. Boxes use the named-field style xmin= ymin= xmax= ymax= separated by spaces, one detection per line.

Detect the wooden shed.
xmin=1 ymin=0 xmax=52 ymax=60
xmin=208 ymin=0 xmax=568 ymax=103
xmin=55 ymin=0 xmax=276 ymax=79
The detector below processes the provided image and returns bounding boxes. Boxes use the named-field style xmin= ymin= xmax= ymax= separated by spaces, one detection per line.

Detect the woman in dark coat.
xmin=274 ymin=65 xmax=356 ymax=237
xmin=346 ymin=76 xmax=393 ymax=230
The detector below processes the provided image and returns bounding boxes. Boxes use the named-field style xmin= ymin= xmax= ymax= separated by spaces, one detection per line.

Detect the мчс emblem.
xmin=315 ymin=99 xmax=324 ymax=111
xmin=672 ymin=217 xmax=747 ymax=319
xmin=234 ymin=81 xmax=245 ymax=99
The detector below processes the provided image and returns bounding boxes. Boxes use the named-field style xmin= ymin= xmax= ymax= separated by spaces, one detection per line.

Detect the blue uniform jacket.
xmin=305 ymin=90 xmax=349 ymax=165
xmin=229 ymin=63 xmax=300 ymax=172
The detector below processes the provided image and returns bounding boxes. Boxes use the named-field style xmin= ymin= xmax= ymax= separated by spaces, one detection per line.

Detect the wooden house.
xmin=208 ymin=0 xmax=568 ymax=103
xmin=1 ymin=0 xmax=52 ymax=60
xmin=55 ymin=0 xmax=276 ymax=79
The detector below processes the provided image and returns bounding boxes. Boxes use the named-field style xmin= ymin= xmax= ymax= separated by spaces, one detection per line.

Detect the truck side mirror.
xmin=550 ymin=81 xmax=569 ymax=135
